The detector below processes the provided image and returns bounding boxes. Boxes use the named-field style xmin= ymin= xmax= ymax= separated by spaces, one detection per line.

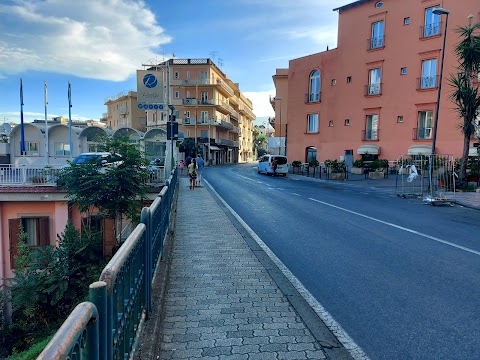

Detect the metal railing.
xmin=420 ymin=21 xmax=442 ymax=39
xmin=412 ymin=127 xmax=433 ymax=140
xmin=305 ymin=92 xmax=321 ymax=103
xmin=36 ymin=168 xmax=178 ymax=360
xmin=367 ymin=35 xmax=385 ymax=50
xmin=364 ymin=83 xmax=382 ymax=96
xmin=362 ymin=129 xmax=380 ymax=141
xmin=417 ymin=75 xmax=439 ymax=90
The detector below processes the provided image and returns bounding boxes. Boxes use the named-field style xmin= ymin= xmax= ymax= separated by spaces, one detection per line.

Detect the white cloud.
xmin=244 ymin=90 xmax=275 ymax=118
xmin=0 ymin=0 xmax=171 ymax=81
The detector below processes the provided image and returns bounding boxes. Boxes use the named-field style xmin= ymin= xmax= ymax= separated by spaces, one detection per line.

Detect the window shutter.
xmin=38 ymin=217 xmax=50 ymax=247
xmin=9 ymin=218 xmax=21 ymax=268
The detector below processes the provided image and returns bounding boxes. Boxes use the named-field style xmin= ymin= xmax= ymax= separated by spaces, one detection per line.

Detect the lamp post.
xmin=431 ymin=7 xmax=450 ymax=156
xmin=429 ymin=7 xmax=449 ymax=192
xmin=168 ymin=105 xmax=175 ymax=172
xmin=274 ymin=96 xmax=282 ymax=155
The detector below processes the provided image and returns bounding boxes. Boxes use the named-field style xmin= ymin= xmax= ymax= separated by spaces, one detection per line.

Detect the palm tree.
xmin=449 ymin=16 xmax=480 ymax=186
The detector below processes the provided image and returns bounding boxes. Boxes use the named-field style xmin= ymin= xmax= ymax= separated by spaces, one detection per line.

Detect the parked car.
xmin=257 ymin=155 xmax=288 ymax=176
xmin=64 ymin=152 xmax=123 ymax=173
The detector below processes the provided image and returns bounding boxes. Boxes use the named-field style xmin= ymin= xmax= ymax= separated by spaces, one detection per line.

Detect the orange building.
xmin=272 ymin=0 xmax=480 ymax=166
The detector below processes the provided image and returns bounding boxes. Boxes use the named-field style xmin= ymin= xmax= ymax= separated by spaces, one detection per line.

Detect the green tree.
xmin=449 ymin=17 xmax=480 ymax=186
xmin=253 ymin=126 xmax=268 ymax=156
xmin=57 ymin=136 xmax=149 ymax=243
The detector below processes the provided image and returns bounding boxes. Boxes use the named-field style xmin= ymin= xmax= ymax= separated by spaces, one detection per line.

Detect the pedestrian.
xmin=185 ymin=155 xmax=192 ymax=168
xmin=196 ymin=154 xmax=204 ymax=186
xmin=272 ymin=158 xmax=278 ymax=176
xmin=188 ymin=158 xmax=198 ymax=190
xmin=179 ymin=160 xmax=185 ymax=175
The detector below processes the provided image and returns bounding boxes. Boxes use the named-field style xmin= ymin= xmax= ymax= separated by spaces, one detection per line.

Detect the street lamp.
xmin=274 ymin=96 xmax=282 ymax=155
xmin=430 ymin=7 xmax=450 ymax=156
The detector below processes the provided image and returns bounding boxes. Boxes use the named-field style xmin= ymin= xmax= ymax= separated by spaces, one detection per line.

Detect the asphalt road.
xmin=202 ymin=163 xmax=480 ymax=360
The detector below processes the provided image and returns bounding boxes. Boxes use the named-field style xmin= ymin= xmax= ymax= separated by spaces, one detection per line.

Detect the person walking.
xmin=185 ymin=155 xmax=192 ymax=168
xmin=196 ymin=154 xmax=205 ymax=186
xmin=188 ymin=158 xmax=198 ymax=190
xmin=179 ymin=160 xmax=185 ymax=176
xmin=272 ymin=158 xmax=278 ymax=176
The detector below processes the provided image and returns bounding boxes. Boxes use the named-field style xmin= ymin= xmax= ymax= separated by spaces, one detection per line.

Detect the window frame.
xmin=307 ymin=114 xmax=319 ymax=133
xmin=308 ymin=70 xmax=321 ymax=102
xmin=371 ymin=20 xmax=385 ymax=49
xmin=54 ymin=142 xmax=71 ymax=156
xmin=417 ymin=110 xmax=434 ymax=139
xmin=365 ymin=114 xmax=379 ymax=140
xmin=424 ymin=6 xmax=441 ymax=37
xmin=26 ymin=141 xmax=39 ymax=156
xmin=421 ymin=58 xmax=438 ymax=89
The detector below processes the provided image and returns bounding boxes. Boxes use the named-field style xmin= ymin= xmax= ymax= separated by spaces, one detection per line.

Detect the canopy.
xmin=357 ymin=144 xmax=380 ymax=155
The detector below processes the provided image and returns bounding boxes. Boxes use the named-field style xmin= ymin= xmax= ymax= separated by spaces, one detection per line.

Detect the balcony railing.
xmin=420 ymin=22 xmax=442 ymax=39
xmin=417 ymin=75 xmax=439 ymax=90
xmin=364 ymin=83 xmax=382 ymax=96
xmin=182 ymin=118 xmax=196 ymax=125
xmin=183 ymin=98 xmax=197 ymax=106
xmin=362 ymin=129 xmax=379 ymax=141
xmin=305 ymin=92 xmax=321 ymax=103
xmin=367 ymin=35 xmax=385 ymax=50
xmin=413 ymin=127 xmax=433 ymax=140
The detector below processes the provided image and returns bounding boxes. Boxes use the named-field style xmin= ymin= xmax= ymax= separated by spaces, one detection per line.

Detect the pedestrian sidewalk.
xmin=137 ymin=176 xmax=353 ymax=360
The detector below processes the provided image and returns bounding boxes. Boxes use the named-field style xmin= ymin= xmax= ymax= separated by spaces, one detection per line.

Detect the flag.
xmin=20 ymin=79 xmax=25 ymax=155
xmin=68 ymin=82 xmax=73 ymax=157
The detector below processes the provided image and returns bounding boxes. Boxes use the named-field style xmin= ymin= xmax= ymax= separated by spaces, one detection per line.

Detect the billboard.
xmin=136 ymin=70 xmax=164 ymax=104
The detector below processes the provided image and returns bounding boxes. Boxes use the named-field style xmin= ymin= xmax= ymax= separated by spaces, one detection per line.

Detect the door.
xmin=344 ymin=150 xmax=353 ymax=173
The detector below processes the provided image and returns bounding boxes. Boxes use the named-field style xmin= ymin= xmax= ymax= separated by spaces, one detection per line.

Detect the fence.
xmin=0 ymin=164 xmax=165 ymax=186
xmin=37 ymin=168 xmax=178 ymax=360
xmin=395 ymin=154 xmax=456 ymax=203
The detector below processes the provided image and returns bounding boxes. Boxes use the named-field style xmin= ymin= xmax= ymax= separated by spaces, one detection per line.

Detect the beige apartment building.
xmin=104 ymin=91 xmax=147 ymax=132
xmin=146 ymin=58 xmax=256 ymax=164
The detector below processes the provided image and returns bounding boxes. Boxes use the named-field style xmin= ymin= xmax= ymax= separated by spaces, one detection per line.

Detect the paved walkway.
xmin=138 ymin=176 xmax=353 ymax=360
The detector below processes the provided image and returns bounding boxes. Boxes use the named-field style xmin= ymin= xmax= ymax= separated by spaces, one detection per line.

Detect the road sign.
xmin=138 ymin=103 xmax=164 ymax=110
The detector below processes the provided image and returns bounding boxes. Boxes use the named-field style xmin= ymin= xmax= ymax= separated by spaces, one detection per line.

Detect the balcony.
xmin=199 ymin=99 xmax=215 ymax=106
xmin=362 ymin=129 xmax=379 ymax=141
xmin=305 ymin=92 xmax=321 ymax=103
xmin=182 ymin=118 xmax=197 ymax=125
xmin=417 ymin=75 xmax=439 ymax=90
xmin=413 ymin=127 xmax=432 ymax=140
xmin=219 ymin=138 xmax=239 ymax=147
xmin=367 ymin=36 xmax=385 ymax=51
xmin=217 ymin=100 xmax=235 ymax=114
xmin=420 ymin=22 xmax=442 ymax=39
xmin=220 ymin=120 xmax=234 ymax=131
xmin=215 ymin=79 xmax=234 ymax=97
xmin=183 ymin=98 xmax=198 ymax=106
xmin=119 ymin=104 xmax=128 ymax=115
xmin=364 ymin=83 xmax=382 ymax=96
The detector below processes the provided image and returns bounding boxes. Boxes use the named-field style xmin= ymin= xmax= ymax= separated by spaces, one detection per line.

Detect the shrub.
xmin=325 ymin=159 xmax=345 ymax=173
xmin=292 ymin=160 xmax=302 ymax=167
xmin=352 ymin=159 xmax=364 ymax=168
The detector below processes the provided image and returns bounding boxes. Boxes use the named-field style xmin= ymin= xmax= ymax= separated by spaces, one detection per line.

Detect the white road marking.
xmin=292 ymin=193 xmax=301 ymax=196
xmin=205 ymin=179 xmax=370 ymax=360
xmin=308 ymin=197 xmax=480 ymax=256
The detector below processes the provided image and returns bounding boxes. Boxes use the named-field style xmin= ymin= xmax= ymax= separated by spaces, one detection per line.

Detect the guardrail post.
xmin=89 ymin=281 xmax=107 ymax=360
xmin=141 ymin=206 xmax=152 ymax=317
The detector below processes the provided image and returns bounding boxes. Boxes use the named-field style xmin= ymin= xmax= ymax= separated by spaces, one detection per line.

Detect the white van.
xmin=257 ymin=155 xmax=288 ymax=176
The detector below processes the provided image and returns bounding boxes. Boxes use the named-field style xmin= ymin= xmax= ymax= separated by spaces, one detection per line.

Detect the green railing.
xmin=37 ymin=168 xmax=178 ymax=360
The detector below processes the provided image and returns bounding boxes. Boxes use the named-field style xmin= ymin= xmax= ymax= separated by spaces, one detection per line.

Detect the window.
xmin=54 ymin=142 xmax=71 ymax=156
xmin=186 ymin=91 xmax=190 ymax=98
xmin=307 ymin=114 xmax=318 ymax=133
xmin=174 ymin=91 xmax=179 ymax=98
xmin=397 ymin=115 xmax=404 ymax=123
xmin=186 ymin=130 xmax=190 ymax=137
xmin=401 ymin=67 xmax=407 ymax=75
xmin=185 ymin=111 xmax=191 ymax=118
xmin=347 ymin=76 xmax=352 ymax=83
xmin=329 ymin=120 xmax=334 ymax=127
xmin=201 ymin=130 xmax=208 ymax=138
xmin=200 ymin=71 xmax=208 ymax=84
xmin=88 ymin=143 xmax=100 ymax=152
xmin=375 ymin=1 xmax=383 ymax=8
xmin=365 ymin=114 xmax=379 ymax=140
xmin=145 ymin=141 xmax=165 ymax=158
xmin=201 ymin=91 xmax=208 ymax=103
xmin=26 ymin=141 xmax=39 ymax=155
xmin=371 ymin=21 xmax=385 ymax=49
xmin=331 ymin=79 xmax=336 ymax=86
xmin=368 ymin=68 xmax=381 ymax=95
xmin=186 ymin=71 xmax=190 ymax=79
xmin=417 ymin=111 xmax=433 ymax=139
xmin=9 ymin=217 xmax=50 ymax=268
xmin=200 ymin=111 xmax=209 ymax=124
xmin=174 ymin=71 xmax=179 ymax=79
xmin=306 ymin=147 xmax=317 ymax=162
xmin=424 ymin=7 xmax=440 ymax=37
xmin=345 ymin=119 xmax=350 ymax=126
xmin=421 ymin=59 xmax=437 ymax=88
xmin=308 ymin=70 xmax=320 ymax=102
xmin=404 ymin=17 xmax=410 ymax=25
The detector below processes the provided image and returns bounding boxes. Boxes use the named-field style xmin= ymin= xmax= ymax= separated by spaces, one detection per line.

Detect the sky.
xmin=0 ymin=0 xmax=354 ymax=128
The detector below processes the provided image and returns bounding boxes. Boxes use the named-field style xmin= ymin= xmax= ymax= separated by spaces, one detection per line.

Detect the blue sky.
xmin=0 ymin=0 xmax=353 ymax=127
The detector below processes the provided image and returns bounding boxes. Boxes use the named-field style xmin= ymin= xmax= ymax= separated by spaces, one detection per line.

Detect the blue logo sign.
xmin=143 ymin=73 xmax=158 ymax=88
xmin=138 ymin=103 xmax=164 ymax=110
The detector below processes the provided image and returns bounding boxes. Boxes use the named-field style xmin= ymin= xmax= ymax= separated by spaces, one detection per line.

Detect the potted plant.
xmin=351 ymin=159 xmax=364 ymax=174
xmin=368 ymin=159 xmax=388 ymax=179
xmin=308 ymin=158 xmax=320 ymax=177
xmin=291 ymin=160 xmax=302 ymax=174
xmin=325 ymin=159 xmax=345 ymax=180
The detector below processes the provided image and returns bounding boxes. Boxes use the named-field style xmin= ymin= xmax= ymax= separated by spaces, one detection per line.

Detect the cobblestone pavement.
xmin=154 ymin=177 xmax=335 ymax=360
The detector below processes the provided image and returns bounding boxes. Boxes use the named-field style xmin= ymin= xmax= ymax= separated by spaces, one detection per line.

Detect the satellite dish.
xmin=2 ymin=123 xmax=11 ymax=133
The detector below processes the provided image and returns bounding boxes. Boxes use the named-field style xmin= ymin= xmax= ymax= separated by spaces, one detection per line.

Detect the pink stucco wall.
xmin=278 ymin=0 xmax=480 ymax=163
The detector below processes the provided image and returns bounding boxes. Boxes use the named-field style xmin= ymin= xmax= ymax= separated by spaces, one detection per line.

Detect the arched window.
xmin=309 ymin=70 xmax=320 ymax=102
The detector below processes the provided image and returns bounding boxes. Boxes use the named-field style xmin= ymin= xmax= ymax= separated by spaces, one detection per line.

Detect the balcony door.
xmin=368 ymin=68 xmax=381 ymax=95
xmin=371 ymin=21 xmax=384 ymax=49
xmin=421 ymin=59 xmax=437 ymax=88
xmin=424 ymin=7 xmax=440 ymax=37
xmin=417 ymin=111 xmax=433 ymax=139
xmin=366 ymin=114 xmax=379 ymax=140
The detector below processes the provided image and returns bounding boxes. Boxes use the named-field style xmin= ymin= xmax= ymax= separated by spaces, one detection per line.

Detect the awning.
xmin=469 ymin=147 xmax=479 ymax=157
xmin=407 ymin=145 xmax=431 ymax=155
xmin=209 ymin=146 xmax=221 ymax=151
xmin=357 ymin=144 xmax=380 ymax=155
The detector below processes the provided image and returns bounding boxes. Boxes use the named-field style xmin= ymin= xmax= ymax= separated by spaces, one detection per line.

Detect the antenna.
xmin=209 ymin=51 xmax=218 ymax=63
xmin=218 ymin=58 xmax=224 ymax=70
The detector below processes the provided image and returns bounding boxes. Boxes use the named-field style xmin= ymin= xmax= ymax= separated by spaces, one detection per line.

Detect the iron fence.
xmin=37 ymin=168 xmax=178 ymax=360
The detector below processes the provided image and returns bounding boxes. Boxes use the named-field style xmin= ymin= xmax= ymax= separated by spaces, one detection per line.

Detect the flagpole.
xmin=20 ymin=79 xmax=25 ymax=157
xmin=68 ymin=82 xmax=73 ymax=159
xmin=44 ymin=80 xmax=49 ymax=164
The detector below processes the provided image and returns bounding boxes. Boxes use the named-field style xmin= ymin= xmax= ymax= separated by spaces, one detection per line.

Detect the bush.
xmin=292 ymin=160 xmax=302 ymax=167
xmin=352 ymin=159 xmax=363 ymax=168
xmin=308 ymin=159 xmax=319 ymax=167
xmin=369 ymin=159 xmax=389 ymax=171
xmin=325 ymin=159 xmax=345 ymax=173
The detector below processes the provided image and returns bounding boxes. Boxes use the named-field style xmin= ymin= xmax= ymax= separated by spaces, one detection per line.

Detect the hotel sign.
xmin=136 ymin=70 xmax=164 ymax=104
